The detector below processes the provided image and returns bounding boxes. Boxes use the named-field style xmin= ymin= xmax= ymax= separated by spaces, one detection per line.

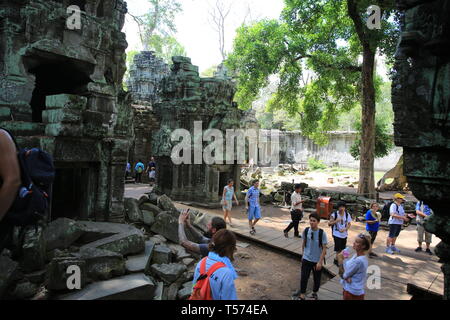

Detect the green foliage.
xmin=307 ymin=157 xmax=327 ymax=170
xmin=201 ymin=65 xmax=218 ymax=77
xmin=147 ymin=34 xmax=186 ymax=64
xmin=350 ymin=119 xmax=394 ymax=160
xmin=226 ymin=0 xmax=399 ymax=146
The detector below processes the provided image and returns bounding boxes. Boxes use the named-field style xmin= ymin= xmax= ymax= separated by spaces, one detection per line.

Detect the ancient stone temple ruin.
xmin=128 ymin=55 xmax=257 ymax=204
xmin=0 ymin=0 xmax=132 ymax=222
xmin=126 ymin=51 xmax=169 ymax=166
xmin=393 ymin=0 xmax=450 ymax=299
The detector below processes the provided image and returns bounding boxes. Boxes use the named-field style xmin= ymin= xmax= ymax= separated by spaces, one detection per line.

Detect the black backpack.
xmin=303 ymin=227 xmax=326 ymax=264
xmin=1 ymin=128 xmax=55 ymax=226
xmin=381 ymin=201 xmax=398 ymax=221
xmin=330 ymin=210 xmax=351 ymax=233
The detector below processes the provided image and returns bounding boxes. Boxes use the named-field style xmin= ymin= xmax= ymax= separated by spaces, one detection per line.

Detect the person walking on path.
xmin=337 ymin=233 xmax=371 ymax=300
xmin=329 ymin=201 xmax=352 ymax=266
xmin=245 ymin=180 xmax=261 ymax=235
xmin=386 ymin=193 xmax=408 ymax=255
xmin=148 ymin=167 xmax=156 ymax=187
xmin=415 ymin=200 xmax=433 ymax=255
xmin=125 ymin=162 xmax=131 ymax=180
xmin=365 ymin=202 xmax=381 ymax=258
xmin=134 ymin=160 xmax=145 ymax=184
xmin=192 ymin=229 xmax=238 ymax=300
xmin=222 ymin=179 xmax=239 ymax=228
xmin=284 ymin=184 xmax=305 ymax=238
xmin=293 ymin=213 xmax=327 ymax=300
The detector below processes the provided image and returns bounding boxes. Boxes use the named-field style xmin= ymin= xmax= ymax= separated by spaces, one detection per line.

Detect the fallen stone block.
xmin=80 ymin=224 xmax=145 ymax=257
xmin=46 ymin=257 xmax=87 ymax=291
xmin=21 ymin=225 xmax=46 ymax=273
xmin=157 ymin=195 xmax=178 ymax=213
xmin=150 ymin=263 xmax=187 ymax=284
xmin=150 ymin=212 xmax=203 ymax=244
xmin=77 ymin=247 xmax=125 ymax=281
xmin=0 ymin=255 xmax=19 ymax=298
xmin=25 ymin=270 xmax=47 ymax=284
xmin=124 ymin=198 xmax=143 ymax=223
xmin=59 ymin=273 xmax=156 ymax=300
xmin=165 ymin=282 xmax=180 ymax=300
xmin=178 ymin=286 xmax=192 ymax=300
xmin=140 ymin=203 xmax=162 ymax=217
xmin=43 ymin=218 xmax=84 ymax=251
xmin=125 ymin=240 xmax=155 ymax=274
xmin=151 ymin=244 xmax=172 ymax=265
xmin=167 ymin=243 xmax=192 ymax=261
xmin=153 ymin=281 xmax=164 ymax=300
xmin=142 ymin=210 xmax=155 ymax=227
xmin=10 ymin=280 xmax=39 ymax=299
xmin=181 ymin=258 xmax=195 ymax=267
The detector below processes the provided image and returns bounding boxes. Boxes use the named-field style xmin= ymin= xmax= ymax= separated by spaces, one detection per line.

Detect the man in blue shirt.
xmin=134 ymin=160 xmax=145 ymax=184
xmin=415 ymin=201 xmax=433 ymax=255
xmin=245 ymin=180 xmax=261 ymax=235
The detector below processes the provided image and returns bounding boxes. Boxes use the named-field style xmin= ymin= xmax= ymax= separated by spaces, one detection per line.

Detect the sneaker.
xmin=392 ymin=246 xmax=401 ymax=253
xmin=294 ymin=234 xmax=302 ymax=239
xmin=369 ymin=252 xmax=378 ymax=258
xmin=426 ymin=248 xmax=433 ymax=256
xmin=252 ymin=227 xmax=256 ymax=234
xmin=249 ymin=229 xmax=255 ymax=235
xmin=308 ymin=292 xmax=318 ymax=300
xmin=386 ymin=247 xmax=394 ymax=254
xmin=415 ymin=247 xmax=423 ymax=252
xmin=284 ymin=232 xmax=289 ymax=238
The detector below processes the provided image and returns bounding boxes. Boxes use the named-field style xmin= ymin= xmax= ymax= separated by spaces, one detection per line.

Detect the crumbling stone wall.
xmin=149 ymin=57 xmax=258 ymax=204
xmin=0 ymin=0 xmax=132 ymax=222
xmin=393 ymin=0 xmax=450 ymax=299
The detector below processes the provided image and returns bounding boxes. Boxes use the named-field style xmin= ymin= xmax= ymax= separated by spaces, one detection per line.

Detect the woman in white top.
xmin=337 ymin=233 xmax=371 ymax=300
xmin=222 ymin=179 xmax=239 ymax=227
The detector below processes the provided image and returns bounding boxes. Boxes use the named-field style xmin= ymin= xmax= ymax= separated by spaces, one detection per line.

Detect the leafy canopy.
xmin=226 ymin=0 xmax=398 ymax=145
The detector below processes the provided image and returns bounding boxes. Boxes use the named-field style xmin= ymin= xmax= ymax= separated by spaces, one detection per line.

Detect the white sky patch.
xmin=123 ymin=0 xmax=285 ymax=72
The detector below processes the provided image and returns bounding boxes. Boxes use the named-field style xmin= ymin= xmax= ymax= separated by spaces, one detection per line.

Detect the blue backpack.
xmin=1 ymin=129 xmax=55 ymax=226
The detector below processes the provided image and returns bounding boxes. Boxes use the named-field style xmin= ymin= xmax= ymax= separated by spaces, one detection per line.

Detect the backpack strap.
xmin=303 ymin=227 xmax=310 ymax=248
xmin=206 ymin=261 xmax=226 ymax=278
xmin=318 ymin=229 xmax=323 ymax=249
xmin=199 ymin=257 xmax=208 ymax=274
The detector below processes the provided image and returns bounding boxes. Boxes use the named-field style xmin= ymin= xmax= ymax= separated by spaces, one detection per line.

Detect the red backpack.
xmin=189 ymin=258 xmax=226 ymax=300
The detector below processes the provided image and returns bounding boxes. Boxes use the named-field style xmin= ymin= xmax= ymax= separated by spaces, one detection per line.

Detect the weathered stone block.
xmin=125 ymin=240 xmax=155 ymax=274
xmin=43 ymin=218 xmax=84 ymax=251
xmin=150 ymin=263 xmax=187 ymax=284
xmin=124 ymin=197 xmax=143 ymax=223
xmin=157 ymin=195 xmax=178 ymax=213
xmin=142 ymin=210 xmax=155 ymax=227
xmin=59 ymin=273 xmax=156 ymax=300
xmin=151 ymin=244 xmax=172 ymax=265
xmin=46 ymin=94 xmax=88 ymax=110
xmin=0 ymin=256 xmax=19 ymax=299
xmin=150 ymin=212 xmax=203 ymax=244
xmin=77 ymin=247 xmax=125 ymax=281
xmin=42 ymin=108 xmax=81 ymax=124
xmin=45 ymin=123 xmax=83 ymax=137
xmin=46 ymin=257 xmax=87 ymax=291
xmin=10 ymin=280 xmax=39 ymax=299
xmin=21 ymin=226 xmax=46 ymax=273
xmin=140 ymin=203 xmax=162 ymax=216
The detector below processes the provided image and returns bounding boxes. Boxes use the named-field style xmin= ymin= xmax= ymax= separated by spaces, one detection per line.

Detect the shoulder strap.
xmin=303 ymin=227 xmax=310 ymax=247
xmin=319 ymin=229 xmax=324 ymax=248
xmin=206 ymin=261 xmax=226 ymax=277
xmin=199 ymin=257 xmax=208 ymax=274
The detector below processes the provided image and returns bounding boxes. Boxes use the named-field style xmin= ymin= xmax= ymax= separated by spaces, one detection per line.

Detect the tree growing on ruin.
xmin=128 ymin=0 xmax=186 ymax=63
xmin=226 ymin=0 xmax=400 ymax=198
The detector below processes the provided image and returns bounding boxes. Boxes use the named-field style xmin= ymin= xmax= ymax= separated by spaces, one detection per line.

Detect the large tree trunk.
xmin=358 ymin=48 xmax=377 ymax=198
xmin=347 ymin=0 xmax=377 ymax=199
xmin=377 ymin=155 xmax=407 ymax=191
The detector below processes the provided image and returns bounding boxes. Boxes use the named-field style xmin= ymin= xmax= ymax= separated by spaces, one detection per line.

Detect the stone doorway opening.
xmin=27 ymin=60 xmax=92 ymax=122
xmin=51 ymin=163 xmax=99 ymax=221
xmin=218 ymin=171 xmax=231 ymax=197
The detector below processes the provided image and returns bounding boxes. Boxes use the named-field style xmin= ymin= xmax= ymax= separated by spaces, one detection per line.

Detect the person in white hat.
xmin=385 ymin=193 xmax=408 ymax=254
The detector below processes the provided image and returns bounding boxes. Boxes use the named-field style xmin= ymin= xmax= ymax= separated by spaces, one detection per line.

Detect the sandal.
xmin=250 ymin=229 xmax=255 ymax=235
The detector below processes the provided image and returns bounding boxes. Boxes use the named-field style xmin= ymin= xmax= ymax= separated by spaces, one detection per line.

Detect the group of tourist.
xmin=126 ymin=157 xmax=157 ymax=186
xmin=178 ymin=179 xmax=435 ymax=301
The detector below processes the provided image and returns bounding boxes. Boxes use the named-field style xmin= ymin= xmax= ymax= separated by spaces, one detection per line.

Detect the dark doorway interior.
xmin=28 ymin=61 xmax=92 ymax=122
xmin=51 ymin=163 xmax=98 ymax=221
xmin=158 ymin=157 xmax=173 ymax=196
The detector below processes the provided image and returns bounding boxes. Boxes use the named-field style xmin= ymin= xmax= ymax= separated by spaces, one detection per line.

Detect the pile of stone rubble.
xmin=0 ymin=194 xmax=209 ymax=300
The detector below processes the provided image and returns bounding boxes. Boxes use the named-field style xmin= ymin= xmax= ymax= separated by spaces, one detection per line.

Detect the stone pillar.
xmin=393 ymin=0 xmax=450 ymax=300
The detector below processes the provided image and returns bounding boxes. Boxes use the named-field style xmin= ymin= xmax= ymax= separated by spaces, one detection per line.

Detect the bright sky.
xmin=123 ymin=0 xmax=285 ymax=72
